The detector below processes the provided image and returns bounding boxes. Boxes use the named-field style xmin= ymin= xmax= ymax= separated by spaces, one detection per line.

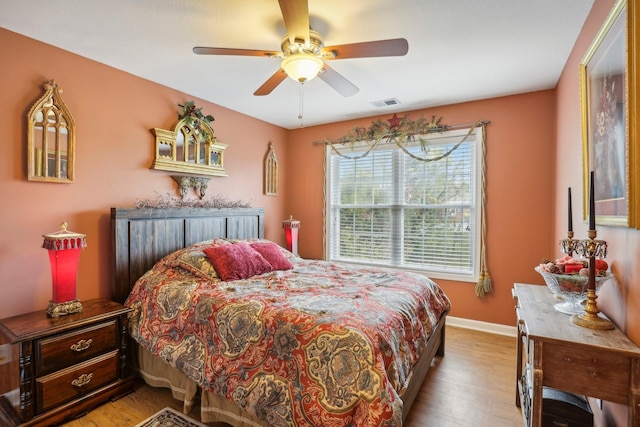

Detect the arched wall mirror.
xmin=264 ymin=142 xmax=279 ymax=195
xmin=27 ymin=81 xmax=76 ymax=183
xmin=151 ymin=117 xmax=227 ymax=176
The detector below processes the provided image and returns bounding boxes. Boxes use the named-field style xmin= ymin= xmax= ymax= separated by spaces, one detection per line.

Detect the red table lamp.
xmin=42 ymin=222 xmax=87 ymax=317
xmin=282 ymin=215 xmax=300 ymax=256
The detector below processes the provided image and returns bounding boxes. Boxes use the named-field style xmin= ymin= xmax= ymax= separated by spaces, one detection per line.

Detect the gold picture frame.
xmin=581 ymin=0 xmax=632 ymax=227
xmin=631 ymin=0 xmax=640 ymax=229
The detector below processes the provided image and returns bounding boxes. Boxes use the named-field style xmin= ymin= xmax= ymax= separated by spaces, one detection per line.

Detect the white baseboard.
xmin=447 ymin=316 xmax=517 ymax=337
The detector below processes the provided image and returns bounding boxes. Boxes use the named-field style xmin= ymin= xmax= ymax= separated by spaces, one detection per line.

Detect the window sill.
xmin=328 ymin=258 xmax=478 ymax=283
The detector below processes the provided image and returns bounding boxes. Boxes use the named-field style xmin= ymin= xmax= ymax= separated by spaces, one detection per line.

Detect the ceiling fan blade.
xmin=193 ymin=47 xmax=280 ymax=57
xmin=318 ymin=64 xmax=359 ymax=97
xmin=322 ymin=38 xmax=409 ymax=59
xmin=254 ymin=68 xmax=288 ymax=96
xmin=278 ymin=0 xmax=310 ymax=45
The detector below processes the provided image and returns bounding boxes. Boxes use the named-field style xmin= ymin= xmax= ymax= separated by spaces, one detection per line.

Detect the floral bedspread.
xmin=126 ymin=242 xmax=450 ymax=427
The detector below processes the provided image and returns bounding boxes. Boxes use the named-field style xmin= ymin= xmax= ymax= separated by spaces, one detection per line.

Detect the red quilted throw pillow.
xmin=250 ymin=242 xmax=293 ymax=271
xmin=203 ymin=243 xmax=273 ymax=281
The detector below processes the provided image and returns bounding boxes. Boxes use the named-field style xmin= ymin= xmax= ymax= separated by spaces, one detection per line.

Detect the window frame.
xmin=324 ymin=126 xmax=483 ymax=283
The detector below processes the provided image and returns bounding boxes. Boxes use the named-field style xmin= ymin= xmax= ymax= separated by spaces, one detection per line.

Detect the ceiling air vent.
xmin=371 ymin=98 xmax=401 ymax=108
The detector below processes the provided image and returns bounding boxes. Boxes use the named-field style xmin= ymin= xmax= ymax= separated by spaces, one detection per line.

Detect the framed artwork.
xmin=581 ymin=0 xmax=631 ymax=227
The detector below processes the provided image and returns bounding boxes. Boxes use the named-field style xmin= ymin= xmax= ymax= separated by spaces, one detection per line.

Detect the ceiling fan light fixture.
xmin=281 ymin=54 xmax=323 ymax=83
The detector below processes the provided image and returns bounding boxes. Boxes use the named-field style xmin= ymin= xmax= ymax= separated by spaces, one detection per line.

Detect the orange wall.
xmin=286 ymin=90 xmax=557 ymax=326
xmin=556 ymin=0 xmax=637 ymax=335
xmin=555 ymin=1 xmax=640 ymax=425
xmin=0 ymin=28 xmax=289 ymax=318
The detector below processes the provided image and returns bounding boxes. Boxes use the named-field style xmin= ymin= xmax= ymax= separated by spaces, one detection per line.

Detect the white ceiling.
xmin=0 ymin=0 xmax=594 ymax=129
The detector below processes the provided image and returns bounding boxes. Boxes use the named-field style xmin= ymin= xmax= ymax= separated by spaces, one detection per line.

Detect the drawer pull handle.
xmin=71 ymin=373 xmax=93 ymax=387
xmin=70 ymin=339 xmax=93 ymax=352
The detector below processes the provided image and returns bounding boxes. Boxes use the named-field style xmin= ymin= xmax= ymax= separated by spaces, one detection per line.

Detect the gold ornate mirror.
xmin=27 ymin=81 xmax=76 ymax=183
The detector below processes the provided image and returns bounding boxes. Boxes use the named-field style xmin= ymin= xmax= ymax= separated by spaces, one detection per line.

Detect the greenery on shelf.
xmin=177 ymin=101 xmax=215 ymax=143
xmin=135 ymin=192 xmax=252 ymax=209
xmin=177 ymin=100 xmax=214 ymax=126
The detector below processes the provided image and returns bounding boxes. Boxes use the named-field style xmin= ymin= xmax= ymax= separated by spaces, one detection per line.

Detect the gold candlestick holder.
xmin=560 ymin=231 xmax=576 ymax=256
xmin=570 ymin=230 xmax=614 ymax=330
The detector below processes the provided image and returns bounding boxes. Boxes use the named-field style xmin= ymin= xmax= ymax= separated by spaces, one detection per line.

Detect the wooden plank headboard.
xmin=111 ymin=207 xmax=265 ymax=303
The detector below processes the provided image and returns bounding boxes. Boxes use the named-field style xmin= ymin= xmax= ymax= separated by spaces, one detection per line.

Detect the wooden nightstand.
xmin=513 ymin=283 xmax=640 ymax=427
xmin=0 ymin=299 xmax=134 ymax=426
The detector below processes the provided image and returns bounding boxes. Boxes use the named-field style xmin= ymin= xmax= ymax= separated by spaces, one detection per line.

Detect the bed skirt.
xmin=134 ymin=344 xmax=268 ymax=427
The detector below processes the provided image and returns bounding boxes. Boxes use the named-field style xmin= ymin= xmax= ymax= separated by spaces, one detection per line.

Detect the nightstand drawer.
xmin=36 ymin=320 xmax=117 ymax=376
xmin=36 ymin=350 xmax=119 ymax=413
xmin=543 ymin=342 xmax=630 ymax=404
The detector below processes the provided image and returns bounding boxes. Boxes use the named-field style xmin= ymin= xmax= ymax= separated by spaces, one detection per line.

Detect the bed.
xmin=112 ymin=207 xmax=450 ymax=426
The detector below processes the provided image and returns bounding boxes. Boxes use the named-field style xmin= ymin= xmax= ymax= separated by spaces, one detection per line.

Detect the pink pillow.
xmin=250 ymin=242 xmax=293 ymax=271
xmin=203 ymin=243 xmax=273 ymax=281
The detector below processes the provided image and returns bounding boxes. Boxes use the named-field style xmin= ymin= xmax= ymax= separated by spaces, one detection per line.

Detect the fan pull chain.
xmin=298 ymin=82 xmax=304 ymax=127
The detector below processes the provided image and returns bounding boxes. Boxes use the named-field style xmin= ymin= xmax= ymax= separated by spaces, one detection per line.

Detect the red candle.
xmin=283 ymin=216 xmax=301 ymax=256
xmin=48 ymin=247 xmax=81 ymax=303
xmin=589 ymin=171 xmax=596 ymax=230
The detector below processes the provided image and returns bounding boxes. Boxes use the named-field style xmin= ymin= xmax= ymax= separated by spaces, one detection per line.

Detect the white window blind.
xmin=326 ymin=127 xmax=481 ymax=281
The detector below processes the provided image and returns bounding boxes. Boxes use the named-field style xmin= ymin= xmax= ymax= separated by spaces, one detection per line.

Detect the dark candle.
xmin=568 ymin=187 xmax=573 ymax=232
xmin=589 ymin=171 xmax=595 ymax=230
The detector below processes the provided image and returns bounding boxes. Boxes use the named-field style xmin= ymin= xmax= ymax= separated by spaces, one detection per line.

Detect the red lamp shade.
xmin=42 ymin=222 xmax=86 ymax=317
xmin=282 ymin=215 xmax=301 ymax=256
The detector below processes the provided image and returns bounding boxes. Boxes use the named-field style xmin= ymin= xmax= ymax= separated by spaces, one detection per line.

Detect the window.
xmin=326 ymin=127 xmax=482 ymax=282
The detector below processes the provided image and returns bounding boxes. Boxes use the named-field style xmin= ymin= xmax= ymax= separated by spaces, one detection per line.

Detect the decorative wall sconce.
xmin=282 ymin=215 xmax=300 ymax=256
xmin=42 ymin=223 xmax=86 ymax=317
xmin=171 ymin=175 xmax=210 ymax=199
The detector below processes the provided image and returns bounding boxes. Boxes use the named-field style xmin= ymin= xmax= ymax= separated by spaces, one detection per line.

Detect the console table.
xmin=513 ymin=283 xmax=640 ymax=427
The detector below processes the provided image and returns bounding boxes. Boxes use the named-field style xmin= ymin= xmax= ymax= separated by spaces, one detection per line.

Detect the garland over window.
xmin=319 ymin=115 xmax=492 ymax=296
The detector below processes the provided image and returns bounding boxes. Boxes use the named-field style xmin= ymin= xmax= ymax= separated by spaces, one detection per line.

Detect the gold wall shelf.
xmin=151 ymin=117 xmax=227 ymax=177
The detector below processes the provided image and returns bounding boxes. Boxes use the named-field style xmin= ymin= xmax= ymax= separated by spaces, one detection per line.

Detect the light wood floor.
xmin=61 ymin=326 xmax=523 ymax=427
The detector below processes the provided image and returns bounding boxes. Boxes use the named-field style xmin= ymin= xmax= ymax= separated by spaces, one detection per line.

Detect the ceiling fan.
xmin=193 ymin=0 xmax=408 ymax=97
